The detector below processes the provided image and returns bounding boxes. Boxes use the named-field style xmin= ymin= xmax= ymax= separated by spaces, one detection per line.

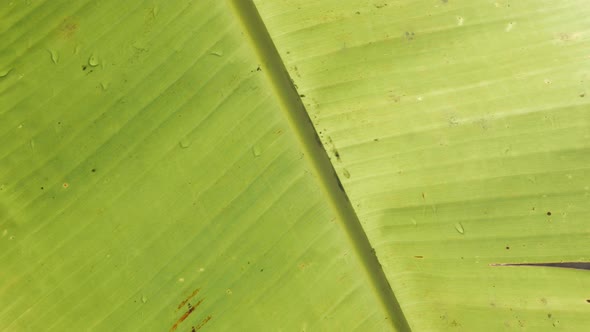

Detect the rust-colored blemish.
xmin=62 ymin=182 xmax=69 ymax=188
xmin=194 ymin=315 xmax=212 ymax=331
xmin=177 ymin=288 xmax=200 ymax=311
xmin=170 ymin=299 xmax=204 ymax=331
xmin=57 ymin=17 xmax=79 ymax=39
xmin=169 ymin=306 xmax=195 ymax=332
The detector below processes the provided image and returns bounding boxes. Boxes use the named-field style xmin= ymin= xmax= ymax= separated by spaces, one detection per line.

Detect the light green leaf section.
xmin=0 ymin=1 xmax=392 ymax=331
xmin=254 ymin=0 xmax=590 ymax=331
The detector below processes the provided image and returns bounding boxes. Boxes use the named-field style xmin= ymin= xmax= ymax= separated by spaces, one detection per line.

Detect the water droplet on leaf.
xmin=455 ymin=222 xmax=465 ymax=234
xmin=342 ymin=168 xmax=351 ymax=178
xmin=141 ymin=295 xmax=147 ymax=303
xmin=179 ymin=139 xmax=191 ymax=149
xmin=252 ymin=146 xmax=261 ymax=157
xmin=88 ymin=54 xmax=99 ymax=67
xmin=48 ymin=49 xmax=59 ymax=64
xmin=0 ymin=68 xmax=12 ymax=78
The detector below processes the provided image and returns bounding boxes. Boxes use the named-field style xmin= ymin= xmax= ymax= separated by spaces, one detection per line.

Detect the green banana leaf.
xmin=1 ymin=0 xmax=588 ymax=331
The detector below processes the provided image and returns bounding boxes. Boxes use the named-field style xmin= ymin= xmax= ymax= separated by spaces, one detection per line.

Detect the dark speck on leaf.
xmin=260 ymin=269 xmax=264 ymax=272
xmin=82 ymin=65 xmax=87 ymax=71
xmin=547 ymin=211 xmax=552 ymax=216
xmin=91 ymin=168 xmax=96 ymax=173
xmin=334 ymin=150 xmax=340 ymax=159
xmin=505 ymin=246 xmax=510 ymax=250
xmin=586 ymin=299 xmax=590 ymax=303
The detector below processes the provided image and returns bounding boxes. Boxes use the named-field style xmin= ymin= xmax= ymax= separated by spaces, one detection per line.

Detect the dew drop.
xmin=0 ymin=68 xmax=12 ymax=78
xmin=252 ymin=146 xmax=261 ymax=157
xmin=30 ymin=139 xmax=35 ymax=149
xmin=454 ymin=222 xmax=465 ymax=234
xmin=179 ymin=139 xmax=191 ymax=149
xmin=505 ymin=22 xmax=515 ymax=32
xmin=100 ymin=82 xmax=109 ymax=90
xmin=88 ymin=54 xmax=99 ymax=67
xmin=48 ymin=49 xmax=59 ymax=64
xmin=141 ymin=295 xmax=147 ymax=303
xmin=210 ymin=50 xmax=223 ymax=57
xmin=342 ymin=168 xmax=351 ymax=178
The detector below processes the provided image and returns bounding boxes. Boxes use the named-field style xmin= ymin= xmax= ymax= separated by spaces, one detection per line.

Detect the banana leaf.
xmin=1 ymin=0 xmax=589 ymax=331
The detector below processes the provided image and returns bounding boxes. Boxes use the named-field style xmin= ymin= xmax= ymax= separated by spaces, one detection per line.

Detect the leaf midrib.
xmin=228 ymin=1 xmax=411 ymax=331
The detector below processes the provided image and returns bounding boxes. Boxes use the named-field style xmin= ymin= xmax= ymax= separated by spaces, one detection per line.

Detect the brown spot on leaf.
xmin=170 ymin=306 xmax=196 ymax=332
xmin=57 ymin=17 xmax=79 ymax=40
xmin=194 ymin=316 xmax=212 ymax=331
xmin=177 ymin=288 xmax=200 ymax=311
